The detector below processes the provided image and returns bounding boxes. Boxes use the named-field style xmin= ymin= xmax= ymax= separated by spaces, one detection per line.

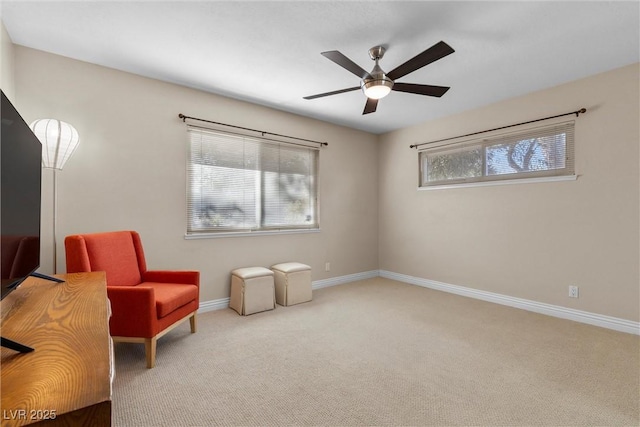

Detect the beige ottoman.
xmin=271 ymin=262 xmax=312 ymax=306
xmin=229 ymin=267 xmax=276 ymax=315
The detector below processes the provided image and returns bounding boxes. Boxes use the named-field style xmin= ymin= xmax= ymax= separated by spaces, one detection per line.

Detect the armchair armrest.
xmin=142 ymin=270 xmax=200 ymax=287
xmin=107 ymin=286 xmax=157 ymax=338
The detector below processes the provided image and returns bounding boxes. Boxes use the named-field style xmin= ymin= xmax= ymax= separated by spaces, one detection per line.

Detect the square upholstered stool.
xmin=229 ymin=267 xmax=276 ymax=315
xmin=271 ymin=262 xmax=312 ymax=306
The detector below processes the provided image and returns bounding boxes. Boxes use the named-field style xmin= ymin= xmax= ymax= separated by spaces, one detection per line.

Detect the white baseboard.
xmin=198 ymin=297 xmax=230 ymax=314
xmin=311 ymin=270 xmax=379 ymax=290
xmin=197 ymin=269 xmax=639 ymax=335
xmin=380 ymin=270 xmax=640 ymax=336
xmin=197 ymin=270 xmax=379 ymax=314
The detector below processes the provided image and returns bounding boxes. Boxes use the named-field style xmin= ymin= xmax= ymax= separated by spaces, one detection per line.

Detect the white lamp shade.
xmin=29 ymin=119 xmax=80 ymax=170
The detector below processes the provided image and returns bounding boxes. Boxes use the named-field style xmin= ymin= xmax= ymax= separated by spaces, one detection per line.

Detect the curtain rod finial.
xmin=178 ymin=113 xmax=186 ymax=122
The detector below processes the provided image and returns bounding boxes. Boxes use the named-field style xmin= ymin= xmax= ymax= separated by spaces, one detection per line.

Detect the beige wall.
xmin=1 ymin=20 xmax=15 ymax=100
xmin=378 ymin=63 xmax=640 ymax=322
xmin=11 ymin=43 xmax=639 ymax=322
xmin=15 ymin=46 xmax=379 ymax=302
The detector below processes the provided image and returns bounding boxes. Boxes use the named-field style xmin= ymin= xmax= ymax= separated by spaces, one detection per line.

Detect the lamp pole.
xmin=52 ymin=168 xmax=58 ymax=274
xmin=30 ymin=119 xmax=80 ymax=276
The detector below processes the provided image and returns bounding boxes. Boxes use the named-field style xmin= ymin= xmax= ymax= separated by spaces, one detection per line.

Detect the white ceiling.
xmin=1 ymin=1 xmax=639 ymax=134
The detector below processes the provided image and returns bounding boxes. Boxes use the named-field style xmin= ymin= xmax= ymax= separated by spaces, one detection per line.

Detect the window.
xmin=187 ymin=127 xmax=319 ymax=235
xmin=419 ymin=121 xmax=575 ymax=187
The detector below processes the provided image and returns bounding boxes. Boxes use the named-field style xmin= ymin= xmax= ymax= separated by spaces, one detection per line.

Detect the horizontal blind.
xmin=419 ymin=121 xmax=575 ymax=187
xmin=483 ymin=122 xmax=574 ymax=177
xmin=187 ymin=127 xmax=318 ymax=233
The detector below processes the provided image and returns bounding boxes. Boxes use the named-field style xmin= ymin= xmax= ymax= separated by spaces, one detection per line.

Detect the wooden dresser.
xmin=1 ymin=272 xmax=113 ymax=426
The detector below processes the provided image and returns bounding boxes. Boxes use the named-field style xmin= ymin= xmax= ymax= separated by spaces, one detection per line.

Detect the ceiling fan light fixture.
xmin=361 ymin=78 xmax=394 ymax=99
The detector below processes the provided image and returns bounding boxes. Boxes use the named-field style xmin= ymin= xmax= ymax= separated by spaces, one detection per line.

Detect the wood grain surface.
xmin=1 ymin=272 xmax=112 ymax=426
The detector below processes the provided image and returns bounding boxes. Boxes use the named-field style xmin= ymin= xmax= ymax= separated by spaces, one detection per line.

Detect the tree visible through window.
xmin=420 ymin=122 xmax=574 ymax=187
xmin=187 ymin=128 xmax=319 ymax=234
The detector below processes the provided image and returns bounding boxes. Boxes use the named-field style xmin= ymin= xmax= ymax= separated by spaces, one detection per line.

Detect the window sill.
xmin=185 ymin=228 xmax=321 ymax=240
xmin=418 ymin=174 xmax=577 ymax=191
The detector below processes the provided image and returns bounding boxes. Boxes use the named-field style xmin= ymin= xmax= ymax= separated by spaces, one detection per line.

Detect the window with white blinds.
xmin=187 ymin=127 xmax=319 ymax=234
xmin=419 ymin=121 xmax=575 ymax=187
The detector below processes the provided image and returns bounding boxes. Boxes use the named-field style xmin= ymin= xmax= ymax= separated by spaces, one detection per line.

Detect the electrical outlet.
xmin=325 ymin=262 xmax=330 ymax=272
xmin=569 ymin=285 xmax=579 ymax=298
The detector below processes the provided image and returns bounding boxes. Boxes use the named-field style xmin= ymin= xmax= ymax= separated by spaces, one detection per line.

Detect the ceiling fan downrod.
xmin=361 ymin=46 xmax=394 ymax=99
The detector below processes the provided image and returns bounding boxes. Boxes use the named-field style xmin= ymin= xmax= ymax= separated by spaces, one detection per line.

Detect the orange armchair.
xmin=64 ymin=231 xmax=199 ymax=368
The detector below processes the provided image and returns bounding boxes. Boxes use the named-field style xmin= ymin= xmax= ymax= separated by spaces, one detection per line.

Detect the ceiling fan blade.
xmin=303 ymin=86 xmax=360 ymax=100
xmin=386 ymin=41 xmax=454 ymax=81
xmin=392 ymin=83 xmax=450 ymax=97
xmin=363 ymin=98 xmax=378 ymax=115
xmin=321 ymin=51 xmax=372 ymax=79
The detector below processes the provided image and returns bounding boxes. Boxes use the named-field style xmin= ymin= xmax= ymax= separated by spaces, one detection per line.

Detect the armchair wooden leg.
xmin=145 ymin=337 xmax=157 ymax=369
xmin=190 ymin=313 xmax=197 ymax=333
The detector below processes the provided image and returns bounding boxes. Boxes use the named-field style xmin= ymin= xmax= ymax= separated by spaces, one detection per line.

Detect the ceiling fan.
xmin=304 ymin=41 xmax=454 ymax=115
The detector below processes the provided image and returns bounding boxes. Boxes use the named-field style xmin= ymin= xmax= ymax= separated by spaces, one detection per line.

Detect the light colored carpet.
xmin=112 ymin=277 xmax=639 ymax=426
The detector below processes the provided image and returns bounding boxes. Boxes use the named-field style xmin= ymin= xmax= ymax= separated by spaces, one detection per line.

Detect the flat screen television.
xmin=1 ymin=90 xmax=65 ymax=352
xmin=1 ymin=90 xmax=43 ymax=300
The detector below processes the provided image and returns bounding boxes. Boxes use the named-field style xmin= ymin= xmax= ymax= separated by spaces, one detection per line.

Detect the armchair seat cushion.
xmin=139 ymin=282 xmax=199 ymax=318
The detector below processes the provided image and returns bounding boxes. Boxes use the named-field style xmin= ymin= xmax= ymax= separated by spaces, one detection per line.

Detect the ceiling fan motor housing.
xmin=361 ymin=74 xmax=394 ymax=99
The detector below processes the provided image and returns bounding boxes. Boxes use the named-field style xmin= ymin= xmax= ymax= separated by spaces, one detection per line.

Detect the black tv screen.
xmin=1 ymin=90 xmax=42 ymax=300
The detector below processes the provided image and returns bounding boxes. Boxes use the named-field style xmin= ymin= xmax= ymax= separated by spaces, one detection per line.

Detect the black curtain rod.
xmin=178 ymin=114 xmax=328 ymax=147
xmin=186 ymin=123 xmax=325 ymax=150
xmin=410 ymin=108 xmax=586 ymax=149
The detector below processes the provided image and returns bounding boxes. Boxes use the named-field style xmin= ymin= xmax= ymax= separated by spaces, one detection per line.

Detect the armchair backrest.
xmin=65 ymin=231 xmax=148 ymax=286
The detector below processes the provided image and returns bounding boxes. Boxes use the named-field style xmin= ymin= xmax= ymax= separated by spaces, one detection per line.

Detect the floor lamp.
xmin=29 ymin=119 xmax=80 ymax=274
